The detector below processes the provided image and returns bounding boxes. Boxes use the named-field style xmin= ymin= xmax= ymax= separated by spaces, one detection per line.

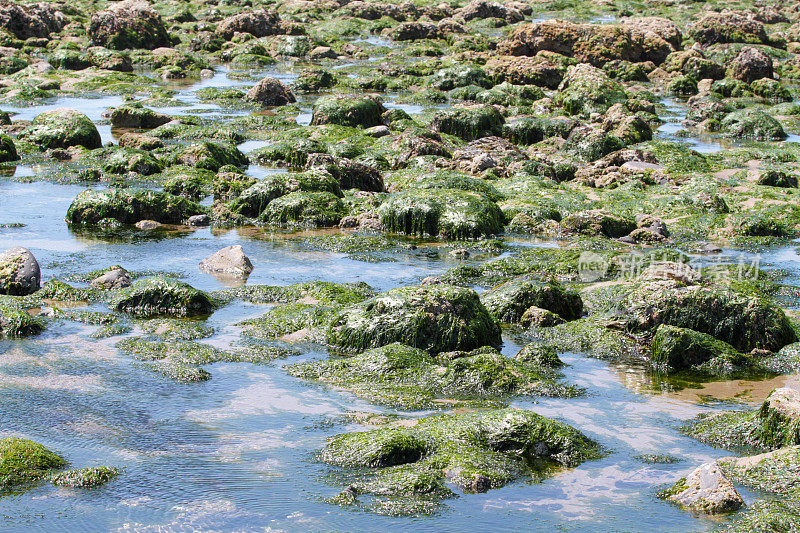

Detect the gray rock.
xmin=0 ymin=246 xmax=41 ymax=295
xmin=135 ymin=220 xmax=162 ymax=230
xmin=662 ymin=461 xmax=743 ymax=514
xmin=199 ymin=245 xmax=253 ymax=277
xmin=187 ymin=214 xmax=210 ymax=227
xmin=90 ymin=268 xmax=132 ymax=290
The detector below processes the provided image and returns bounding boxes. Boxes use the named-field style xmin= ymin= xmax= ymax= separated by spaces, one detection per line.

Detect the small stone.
xmin=187 ymin=214 xmax=210 ymax=227
xmin=199 ymin=245 xmax=253 ymax=277
xmin=365 ymin=125 xmax=390 ymax=138
xmin=135 ymin=220 xmax=162 ymax=230
xmin=449 ymin=249 xmax=470 ymax=258
xmin=662 ymin=461 xmax=743 ymax=514
xmin=90 ymin=267 xmax=132 ymax=290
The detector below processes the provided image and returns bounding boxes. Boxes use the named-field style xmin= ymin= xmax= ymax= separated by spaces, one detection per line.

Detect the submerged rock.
xmin=22 ymin=108 xmax=101 ymax=150
xmin=88 ymin=0 xmax=171 ymax=50
xmin=111 ymin=276 xmax=212 ymax=317
xmin=49 ymin=467 xmax=119 ymax=487
xmin=659 ymin=461 xmax=743 ymax=514
xmin=0 ymin=437 xmax=65 ymax=488
xmin=0 ymin=295 xmax=44 ymax=337
xmin=326 ymin=284 xmax=501 ymax=354
xmin=90 ymin=267 xmax=132 ymax=290
xmin=199 ymin=245 xmax=254 ymax=277
xmin=0 ymin=246 xmax=40 ymax=296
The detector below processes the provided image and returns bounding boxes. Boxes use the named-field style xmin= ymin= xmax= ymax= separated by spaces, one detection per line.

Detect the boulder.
xmin=111 ymin=276 xmax=212 ymax=317
xmin=244 ymin=77 xmax=296 ymax=107
xmin=22 ymin=108 xmax=101 ymax=150
xmin=430 ymin=104 xmax=505 ymax=141
xmin=660 ymin=461 xmax=743 ymax=514
xmin=109 ymin=105 xmax=172 ymax=129
xmin=0 ymin=437 xmax=65 ymax=488
xmin=88 ymin=0 xmax=171 ymax=50
xmin=311 ymin=95 xmax=386 ymax=128
xmin=690 ymin=12 xmax=768 ymax=45
xmin=0 ymin=2 xmax=66 ymax=39
xmin=556 ymin=64 xmax=627 ymax=116
xmin=326 ymin=284 xmax=501 ymax=354
xmin=304 ymin=153 xmax=385 ymax=192
xmin=66 ymin=188 xmax=204 ymax=225
xmin=727 ymin=46 xmax=773 ymax=83
xmin=215 ymin=10 xmax=282 ymax=40
xmin=650 ymin=325 xmax=748 ymax=374
xmin=0 ymin=247 xmax=40 ymax=296
xmin=259 ymin=190 xmax=346 ymax=228
xmin=0 ymin=134 xmax=18 ymax=162
xmin=90 ymin=267 xmax=132 ymax=290
xmin=480 ymin=276 xmax=583 ymax=324
xmin=0 ymin=296 xmax=44 ymax=337
xmin=199 ymin=245 xmax=254 ymax=277
xmin=170 ymin=141 xmax=248 ymax=171
xmin=720 ymin=109 xmax=786 ymax=141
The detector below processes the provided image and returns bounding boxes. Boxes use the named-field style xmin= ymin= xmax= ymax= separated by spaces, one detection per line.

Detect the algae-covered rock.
xmin=378 ymin=189 xmax=504 ymax=239
xmin=22 ymin=108 xmax=101 ymax=150
xmin=0 ymin=295 xmax=44 ymax=337
xmin=289 ymin=343 xmax=580 ymax=408
xmin=690 ymin=11 xmax=768 ymax=45
xmin=245 ymin=76 xmax=296 ymax=107
xmin=97 ymin=146 xmax=164 ymax=176
xmin=320 ymin=408 xmax=603 ymax=514
xmin=659 ymin=461 xmax=743 ymax=514
xmin=0 ymin=134 xmax=18 ymax=162
xmin=227 ymin=171 xmax=342 ymax=218
xmin=111 ymin=276 xmax=212 ymax=317
xmin=171 ymin=141 xmax=248 ymax=171
xmin=326 ymin=284 xmax=501 ymax=354
xmin=430 ymin=105 xmax=504 ymax=141
xmin=720 ymin=109 xmax=787 ymax=141
xmin=556 ymin=64 xmax=627 ymax=116
xmin=561 ymin=209 xmax=636 ymax=238
xmin=88 ymin=0 xmax=171 ymax=50
xmin=109 ymin=105 xmax=171 ymax=129
xmin=650 ymin=325 xmax=751 ymax=375
xmin=66 ymin=188 xmax=204 ymax=225
xmin=311 ymin=95 xmax=386 ymax=128
xmin=0 ymin=246 xmax=40 ymax=296
xmin=0 ymin=2 xmax=66 ymax=40
xmin=685 ymin=387 xmax=800 ymax=451
xmin=480 ymin=276 xmax=582 ymax=324
xmin=0 ymin=437 xmax=66 ymax=488
xmin=49 ymin=467 xmax=119 ymax=487
xmin=614 ymin=281 xmax=796 ymax=353
xmin=259 ymin=191 xmax=347 ymax=228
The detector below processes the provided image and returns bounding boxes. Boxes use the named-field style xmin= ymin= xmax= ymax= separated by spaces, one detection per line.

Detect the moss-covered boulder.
xmin=378 ymin=189 xmax=504 ymax=239
xmin=66 ymin=188 xmax=204 ymax=225
xmin=685 ymin=387 xmax=800 ymax=451
xmin=96 ymin=146 xmax=164 ymax=176
xmin=613 ymin=281 xmax=796 ymax=353
xmin=49 ymin=467 xmax=119 ymax=487
xmin=0 ymin=134 xmax=18 ymax=162
xmin=259 ymin=191 xmax=347 ymax=228
xmin=111 ymin=276 xmax=212 ymax=317
xmin=480 ymin=276 xmax=583 ymax=324
xmin=561 ymin=209 xmax=636 ymax=238
xmin=109 ymin=104 xmax=171 ymax=129
xmin=320 ymin=408 xmax=604 ymax=514
xmin=311 ymin=95 xmax=386 ymax=128
xmin=22 ymin=108 xmax=102 ymax=150
xmin=326 ymin=284 xmax=501 ymax=354
xmin=720 ymin=109 xmax=787 ymax=141
xmin=88 ymin=0 xmax=171 ymax=50
xmin=555 ymin=64 xmax=627 ymax=116
xmin=0 ymin=437 xmax=66 ymax=488
xmin=228 ymin=171 xmax=343 ymax=218
xmin=0 ymin=295 xmax=44 ymax=337
xmin=289 ymin=343 xmax=580 ymax=409
xmin=170 ymin=141 xmax=248 ymax=171
xmin=650 ymin=325 xmax=752 ymax=376
xmin=690 ymin=11 xmax=768 ymax=46
xmin=430 ymin=105 xmax=504 ymax=141
xmin=658 ymin=461 xmax=743 ymax=514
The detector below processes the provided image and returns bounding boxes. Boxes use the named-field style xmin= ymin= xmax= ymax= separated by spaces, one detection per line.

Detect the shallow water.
xmin=0 ymin=61 xmax=795 ymax=533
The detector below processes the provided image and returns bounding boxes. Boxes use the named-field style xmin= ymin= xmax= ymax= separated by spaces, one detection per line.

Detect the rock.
xmin=556 ymin=64 xmax=627 ymax=116
xmin=621 ymin=16 xmax=683 ymax=50
xmin=187 ymin=214 xmax=210 ymax=226
xmin=651 ymin=325 xmax=747 ymax=374
xmin=135 ymin=220 xmax=162 ymax=230
xmin=378 ymin=188 xmax=504 ymax=239
xmin=109 ymin=105 xmax=172 ymax=129
xmin=22 ymin=108 xmax=101 ymax=150
xmin=497 ymin=19 xmax=672 ymax=67
xmin=0 ymin=134 xmax=18 ymax=163
xmin=457 ymin=0 xmax=523 ymax=22
xmin=199 ymin=245 xmax=253 ymax=277
xmin=308 ymin=46 xmax=337 ymax=60
xmin=690 ymin=12 xmax=768 ymax=46
xmin=259 ymin=191 xmax=347 ymax=228
xmin=365 ymin=125 xmax=390 ymax=138
xmin=484 ymin=55 xmax=564 ymax=88
xmin=660 ymin=461 xmax=743 ymax=514
xmin=0 ymin=437 xmax=66 ymax=488
xmin=244 ymin=76 xmax=296 ymax=106
xmin=514 ymin=343 xmax=564 ymax=367
xmin=90 ymin=267 xmax=132 ymax=290
xmin=227 ymin=171 xmax=342 ymax=219
xmin=0 ymin=295 xmax=44 ymax=337
xmin=305 ymin=154 xmax=385 ymax=192
xmin=67 ymin=189 xmax=203 ymax=226
xmin=480 ymin=276 xmax=583 ymax=324
xmin=338 ymin=1 xmax=408 ymax=21
xmin=0 ymin=2 xmax=66 ymax=39
xmin=0 ymin=247 xmax=40 ymax=296
xmin=388 ymin=21 xmax=440 ymax=41
xmin=311 ymin=95 xmax=386 ymax=128
xmin=111 ymin=276 xmax=212 ymax=317
xmin=562 ymin=209 xmax=636 ymax=238
xmin=170 ymin=141 xmax=248 ymax=171
xmin=520 ymin=306 xmax=566 ymax=328
xmin=88 ymin=0 xmax=171 ymax=50
xmin=720 ymin=109 xmax=787 ymax=141
xmin=728 ymin=46 xmax=773 ymax=83
xmin=49 ymin=467 xmax=118 ymax=488
xmin=758 ymin=170 xmax=798 ymax=188
xmin=430 ymin=104 xmax=505 ymax=141
xmin=326 ymin=284 xmax=501 ymax=354
xmin=215 ymin=10 xmax=282 ymax=40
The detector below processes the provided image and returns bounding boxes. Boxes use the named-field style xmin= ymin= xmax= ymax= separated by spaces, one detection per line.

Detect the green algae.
xmin=0 ymin=437 xmax=66 ymax=488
